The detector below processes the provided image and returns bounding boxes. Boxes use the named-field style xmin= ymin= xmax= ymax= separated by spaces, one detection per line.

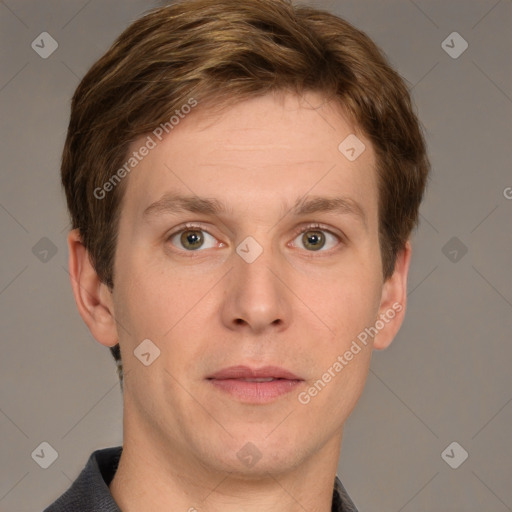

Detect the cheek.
xmin=112 ymin=256 xmax=173 ymax=344
xmin=297 ymin=276 xmax=379 ymax=418
xmin=113 ymin=255 xmax=217 ymax=362
xmin=306 ymin=264 xmax=382 ymax=344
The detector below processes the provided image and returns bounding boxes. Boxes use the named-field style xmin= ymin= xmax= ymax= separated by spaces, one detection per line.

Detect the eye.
xmin=167 ymin=223 xmax=342 ymax=253
xmin=168 ymin=225 xmax=219 ymax=251
xmin=290 ymin=225 xmax=341 ymax=252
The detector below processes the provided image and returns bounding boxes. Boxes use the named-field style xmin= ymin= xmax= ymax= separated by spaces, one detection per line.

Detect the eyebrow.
xmin=143 ymin=193 xmax=367 ymax=229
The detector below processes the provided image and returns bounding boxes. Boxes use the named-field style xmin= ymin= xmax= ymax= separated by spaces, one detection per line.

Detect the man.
xmin=45 ymin=0 xmax=429 ymax=510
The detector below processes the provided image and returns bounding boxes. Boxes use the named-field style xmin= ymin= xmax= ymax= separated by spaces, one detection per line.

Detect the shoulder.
xmin=42 ymin=446 xmax=122 ymax=512
xmin=333 ymin=475 xmax=359 ymax=512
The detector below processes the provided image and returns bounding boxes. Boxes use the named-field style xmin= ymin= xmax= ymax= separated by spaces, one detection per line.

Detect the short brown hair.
xmin=61 ymin=0 xmax=430 ymax=383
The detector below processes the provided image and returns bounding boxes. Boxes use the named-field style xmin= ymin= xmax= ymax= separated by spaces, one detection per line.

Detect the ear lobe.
xmin=373 ymin=241 xmax=412 ymax=350
xmin=67 ymin=228 xmax=119 ymax=347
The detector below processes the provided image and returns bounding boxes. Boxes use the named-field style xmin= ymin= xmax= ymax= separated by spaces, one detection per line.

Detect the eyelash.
xmin=166 ymin=222 xmax=344 ymax=254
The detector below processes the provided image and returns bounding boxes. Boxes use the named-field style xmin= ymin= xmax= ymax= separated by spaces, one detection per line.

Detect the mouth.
xmin=207 ymin=365 xmax=304 ymax=404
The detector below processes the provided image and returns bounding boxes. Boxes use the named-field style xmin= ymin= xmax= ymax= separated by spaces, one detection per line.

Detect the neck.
xmin=110 ymin=415 xmax=343 ymax=512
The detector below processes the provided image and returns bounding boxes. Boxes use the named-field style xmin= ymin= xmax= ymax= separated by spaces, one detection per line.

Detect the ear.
xmin=67 ymin=228 xmax=118 ymax=347
xmin=373 ymin=241 xmax=412 ymax=350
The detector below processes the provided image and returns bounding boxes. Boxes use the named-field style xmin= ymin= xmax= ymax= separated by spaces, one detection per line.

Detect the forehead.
xmin=119 ymin=91 xmax=378 ymax=226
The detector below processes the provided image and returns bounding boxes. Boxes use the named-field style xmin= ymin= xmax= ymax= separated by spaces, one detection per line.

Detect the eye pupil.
xmin=302 ymin=230 xmax=325 ymax=251
xmin=173 ymin=227 xmax=334 ymax=253
xmin=181 ymin=230 xmax=203 ymax=250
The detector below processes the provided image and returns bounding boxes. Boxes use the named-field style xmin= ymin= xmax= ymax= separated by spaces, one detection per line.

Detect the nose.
xmin=220 ymin=241 xmax=291 ymax=334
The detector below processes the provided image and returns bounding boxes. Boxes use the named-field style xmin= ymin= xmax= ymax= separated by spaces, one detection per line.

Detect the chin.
xmin=197 ymin=432 xmax=309 ymax=478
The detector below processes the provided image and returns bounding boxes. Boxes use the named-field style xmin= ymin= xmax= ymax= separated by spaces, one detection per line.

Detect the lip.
xmin=208 ymin=365 xmax=302 ymax=380
xmin=207 ymin=365 xmax=303 ymax=404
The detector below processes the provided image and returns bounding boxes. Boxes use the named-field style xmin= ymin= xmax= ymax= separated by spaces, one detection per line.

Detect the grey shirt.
xmin=43 ymin=446 xmax=358 ymax=511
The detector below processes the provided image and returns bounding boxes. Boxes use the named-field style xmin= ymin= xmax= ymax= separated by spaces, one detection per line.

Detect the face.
xmin=104 ymin=91 xmax=404 ymax=476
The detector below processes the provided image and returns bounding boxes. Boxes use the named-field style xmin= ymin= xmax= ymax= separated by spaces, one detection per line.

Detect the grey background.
xmin=0 ymin=0 xmax=511 ymax=510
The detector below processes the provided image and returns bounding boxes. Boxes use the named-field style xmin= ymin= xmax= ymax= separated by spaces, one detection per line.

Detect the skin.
xmin=68 ymin=91 xmax=411 ymax=512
